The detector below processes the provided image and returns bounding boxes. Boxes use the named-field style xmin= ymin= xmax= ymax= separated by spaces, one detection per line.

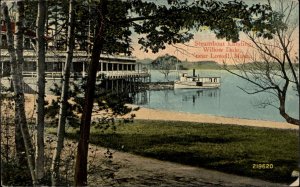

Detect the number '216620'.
xmin=252 ymin=163 xmax=273 ymax=169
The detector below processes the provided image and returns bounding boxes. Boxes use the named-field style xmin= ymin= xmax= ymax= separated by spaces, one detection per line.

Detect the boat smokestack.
xmin=193 ymin=69 xmax=196 ymax=77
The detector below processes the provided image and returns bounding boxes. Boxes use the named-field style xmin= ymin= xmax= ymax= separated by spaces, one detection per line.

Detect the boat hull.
xmin=174 ymin=81 xmax=220 ymax=89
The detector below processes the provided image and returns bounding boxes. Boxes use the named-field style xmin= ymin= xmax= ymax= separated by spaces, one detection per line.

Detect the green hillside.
xmin=181 ymin=60 xmax=221 ymax=70
xmin=137 ymin=56 xmax=222 ymax=70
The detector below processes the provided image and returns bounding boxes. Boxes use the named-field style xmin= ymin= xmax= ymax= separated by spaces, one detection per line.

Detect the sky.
xmin=131 ymin=0 xmax=299 ymax=64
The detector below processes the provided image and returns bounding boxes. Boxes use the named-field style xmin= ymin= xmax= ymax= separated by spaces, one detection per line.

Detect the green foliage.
xmin=95 ymin=91 xmax=133 ymax=116
xmin=47 ymin=1 xmax=69 ymax=49
xmin=45 ymin=81 xmax=81 ymax=128
xmin=65 ymin=120 xmax=298 ymax=184
xmin=1 ymin=160 xmax=32 ymax=185
xmin=23 ymin=0 xmax=280 ymax=55
xmin=24 ymin=0 xmax=37 ymax=30
xmin=46 ymin=77 xmax=134 ymax=128
xmin=132 ymin=0 xmax=279 ymax=52
xmin=66 ymin=0 xmax=133 ymax=54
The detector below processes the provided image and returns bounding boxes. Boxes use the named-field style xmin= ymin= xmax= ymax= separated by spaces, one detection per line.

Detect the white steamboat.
xmin=174 ymin=69 xmax=220 ymax=89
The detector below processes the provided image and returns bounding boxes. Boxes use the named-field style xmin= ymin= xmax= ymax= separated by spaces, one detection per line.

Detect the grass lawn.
xmin=59 ymin=120 xmax=298 ymax=184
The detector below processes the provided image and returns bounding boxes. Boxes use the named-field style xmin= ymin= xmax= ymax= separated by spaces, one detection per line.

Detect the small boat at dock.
xmin=174 ymin=69 xmax=220 ymax=89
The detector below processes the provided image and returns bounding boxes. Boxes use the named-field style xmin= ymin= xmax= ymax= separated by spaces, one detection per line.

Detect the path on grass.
xmin=89 ymin=144 xmax=288 ymax=187
xmin=28 ymin=95 xmax=295 ymax=186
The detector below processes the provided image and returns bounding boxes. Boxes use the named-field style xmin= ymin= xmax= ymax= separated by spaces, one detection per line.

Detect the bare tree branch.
xmin=224 ymin=0 xmax=299 ymax=126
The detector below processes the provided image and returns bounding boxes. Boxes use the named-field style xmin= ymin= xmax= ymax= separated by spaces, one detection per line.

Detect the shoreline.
xmin=125 ymin=105 xmax=298 ymax=130
xmin=22 ymin=94 xmax=298 ymax=130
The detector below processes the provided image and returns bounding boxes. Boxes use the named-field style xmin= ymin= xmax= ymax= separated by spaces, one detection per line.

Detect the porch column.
xmin=82 ymin=62 xmax=85 ymax=77
xmin=62 ymin=62 xmax=64 ymax=74
xmin=116 ymin=79 xmax=119 ymax=92
xmin=1 ymin=61 xmax=4 ymax=75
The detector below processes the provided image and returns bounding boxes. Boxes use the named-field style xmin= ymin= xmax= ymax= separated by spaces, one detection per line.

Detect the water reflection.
xmin=180 ymin=89 xmax=219 ymax=99
xmin=132 ymin=91 xmax=148 ymax=105
xmin=133 ymin=70 xmax=299 ymax=122
xmin=135 ymin=88 xmax=222 ymax=116
xmin=174 ymin=89 xmax=220 ymax=106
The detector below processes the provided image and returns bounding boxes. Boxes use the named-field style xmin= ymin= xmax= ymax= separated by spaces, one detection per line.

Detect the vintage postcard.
xmin=0 ymin=0 xmax=299 ymax=186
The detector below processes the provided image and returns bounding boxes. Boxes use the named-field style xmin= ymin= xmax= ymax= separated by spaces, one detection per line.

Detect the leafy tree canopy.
xmin=151 ymin=54 xmax=181 ymax=70
xmin=20 ymin=0 xmax=280 ymax=56
xmin=126 ymin=0 xmax=279 ymax=52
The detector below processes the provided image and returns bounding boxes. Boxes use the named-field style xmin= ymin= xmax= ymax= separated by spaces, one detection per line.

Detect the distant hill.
xmin=136 ymin=58 xmax=153 ymax=64
xmin=225 ymin=61 xmax=299 ymax=70
xmin=137 ymin=58 xmax=299 ymax=70
xmin=182 ymin=60 xmax=221 ymax=70
xmin=137 ymin=57 xmax=222 ymax=70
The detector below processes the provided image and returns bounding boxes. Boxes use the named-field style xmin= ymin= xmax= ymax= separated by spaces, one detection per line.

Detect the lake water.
xmin=135 ymin=70 xmax=299 ymax=122
xmin=3 ymin=69 xmax=297 ymax=122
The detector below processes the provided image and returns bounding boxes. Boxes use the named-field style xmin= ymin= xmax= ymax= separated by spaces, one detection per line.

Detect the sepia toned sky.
xmin=132 ymin=0 xmax=299 ymax=63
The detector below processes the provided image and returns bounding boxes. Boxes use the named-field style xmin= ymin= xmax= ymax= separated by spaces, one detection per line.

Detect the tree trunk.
xmin=16 ymin=2 xmax=36 ymax=182
xmin=2 ymin=1 xmax=36 ymax=185
xmin=35 ymin=0 xmax=47 ymax=182
xmin=51 ymin=0 xmax=76 ymax=185
xmin=0 ymin=2 xmax=2 ymax=185
xmin=14 ymin=0 xmax=28 ymax=166
xmin=74 ymin=0 xmax=107 ymax=186
xmin=278 ymin=94 xmax=300 ymax=126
